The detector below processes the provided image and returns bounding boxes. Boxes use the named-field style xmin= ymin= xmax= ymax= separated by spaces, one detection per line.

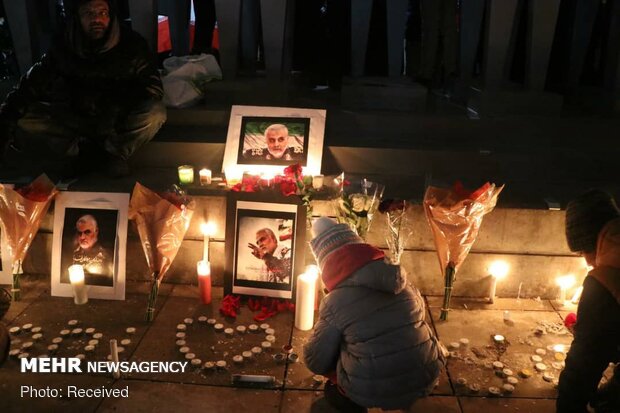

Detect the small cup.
xmin=178 ymin=165 xmax=195 ymax=185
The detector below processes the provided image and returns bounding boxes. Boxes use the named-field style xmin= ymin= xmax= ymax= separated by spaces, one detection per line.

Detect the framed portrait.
xmin=222 ymin=105 xmax=327 ymax=177
xmin=225 ymin=192 xmax=306 ymax=300
xmin=51 ymin=192 xmax=129 ymax=301
xmin=0 ymin=228 xmax=11 ymax=285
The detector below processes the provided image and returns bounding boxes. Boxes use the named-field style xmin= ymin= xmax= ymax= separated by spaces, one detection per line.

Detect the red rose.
xmin=283 ymin=163 xmax=303 ymax=179
xmin=279 ymin=179 xmax=297 ymax=196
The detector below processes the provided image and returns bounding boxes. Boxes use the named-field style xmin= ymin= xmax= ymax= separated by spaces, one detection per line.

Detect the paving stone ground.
xmin=1 ymin=278 xmax=570 ymax=412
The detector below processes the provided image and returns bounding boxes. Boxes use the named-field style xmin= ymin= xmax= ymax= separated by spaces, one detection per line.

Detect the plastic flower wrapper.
xmin=423 ymin=181 xmax=503 ymax=321
xmin=129 ymin=183 xmax=195 ymax=321
xmin=0 ymin=175 xmax=58 ymax=301
xmin=379 ymin=199 xmax=413 ymax=264
xmin=333 ymin=174 xmax=385 ymax=240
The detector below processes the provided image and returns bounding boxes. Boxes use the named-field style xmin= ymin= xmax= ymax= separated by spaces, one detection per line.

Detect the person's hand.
xmin=248 ymin=243 xmax=263 ymax=259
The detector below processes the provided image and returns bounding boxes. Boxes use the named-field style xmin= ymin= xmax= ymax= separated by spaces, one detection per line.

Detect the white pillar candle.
xmin=312 ymin=175 xmax=324 ymax=190
xmin=199 ymin=168 xmax=212 ymax=185
xmin=556 ymin=275 xmax=576 ymax=306
xmin=200 ymin=222 xmax=216 ymax=262
xmin=109 ymin=339 xmax=120 ymax=379
xmin=295 ymin=271 xmax=318 ymax=331
xmin=487 ymin=260 xmax=509 ymax=303
xmin=68 ymin=265 xmax=88 ymax=305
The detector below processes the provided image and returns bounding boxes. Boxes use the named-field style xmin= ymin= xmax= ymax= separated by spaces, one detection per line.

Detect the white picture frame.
xmin=222 ymin=105 xmax=327 ymax=177
xmin=51 ymin=192 xmax=129 ymax=301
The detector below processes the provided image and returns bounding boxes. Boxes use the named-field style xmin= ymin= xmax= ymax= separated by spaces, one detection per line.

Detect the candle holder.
xmin=312 ymin=175 xmax=324 ymax=190
xmin=68 ymin=264 xmax=88 ymax=305
xmin=178 ymin=165 xmax=195 ymax=185
xmin=199 ymin=168 xmax=212 ymax=185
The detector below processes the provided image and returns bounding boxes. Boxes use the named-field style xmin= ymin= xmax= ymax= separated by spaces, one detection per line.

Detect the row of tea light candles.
xmin=487 ymin=260 xmax=585 ymax=305
xmin=177 ymin=165 xmax=326 ymax=189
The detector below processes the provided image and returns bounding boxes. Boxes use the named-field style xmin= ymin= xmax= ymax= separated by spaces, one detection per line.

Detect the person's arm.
xmin=131 ymin=35 xmax=163 ymax=101
xmin=303 ymin=304 xmax=341 ymax=375
xmin=557 ymin=279 xmax=618 ymax=413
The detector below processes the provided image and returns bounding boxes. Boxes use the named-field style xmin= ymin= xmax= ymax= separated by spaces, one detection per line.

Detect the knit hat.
xmin=310 ymin=218 xmax=363 ymax=269
xmin=565 ymin=189 xmax=620 ymax=253
xmin=310 ymin=217 xmax=384 ymax=291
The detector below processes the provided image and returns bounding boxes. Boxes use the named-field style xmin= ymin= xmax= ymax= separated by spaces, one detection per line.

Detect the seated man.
xmin=243 ymin=124 xmax=303 ymax=162
xmin=0 ymin=0 xmax=166 ymax=178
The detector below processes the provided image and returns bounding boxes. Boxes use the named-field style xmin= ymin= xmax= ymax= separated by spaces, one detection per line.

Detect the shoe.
xmin=106 ymin=157 xmax=130 ymax=179
xmin=323 ymin=380 xmax=367 ymax=412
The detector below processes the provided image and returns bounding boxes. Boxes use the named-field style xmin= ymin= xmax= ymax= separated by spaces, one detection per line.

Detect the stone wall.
xmin=23 ymin=196 xmax=585 ymax=300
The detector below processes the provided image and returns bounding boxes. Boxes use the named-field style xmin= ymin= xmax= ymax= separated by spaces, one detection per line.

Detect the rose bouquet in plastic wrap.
xmin=129 ymin=183 xmax=195 ymax=321
xmin=0 ymin=175 xmax=58 ymax=301
xmin=379 ymin=199 xmax=413 ymax=264
xmin=423 ymin=181 xmax=503 ymax=321
xmin=333 ymin=174 xmax=384 ymax=240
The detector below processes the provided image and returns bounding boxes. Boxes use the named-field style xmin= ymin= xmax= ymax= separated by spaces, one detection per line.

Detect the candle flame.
xmin=553 ymin=344 xmax=565 ymax=353
xmin=200 ymin=222 xmax=216 ymax=237
xmin=489 ymin=260 xmax=509 ymax=279
xmin=556 ymin=274 xmax=576 ymax=289
xmin=305 ymin=265 xmax=319 ymax=279
xmin=68 ymin=265 xmax=85 ymax=283
xmin=197 ymin=260 xmax=211 ymax=276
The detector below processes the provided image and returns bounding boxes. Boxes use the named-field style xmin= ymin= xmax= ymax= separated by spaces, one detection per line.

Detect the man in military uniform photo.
xmin=243 ymin=124 xmax=304 ymax=161
xmin=71 ymin=214 xmax=113 ymax=286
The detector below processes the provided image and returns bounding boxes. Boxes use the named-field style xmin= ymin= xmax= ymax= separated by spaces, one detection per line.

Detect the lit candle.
xmin=295 ymin=271 xmax=318 ymax=331
xmin=109 ymin=339 xmax=120 ymax=379
xmin=178 ymin=165 xmax=194 ymax=185
xmin=68 ymin=265 xmax=88 ymax=305
xmin=556 ymin=275 xmax=576 ymax=305
xmin=199 ymin=168 xmax=212 ymax=185
xmin=487 ymin=260 xmax=509 ymax=303
xmin=571 ymin=285 xmax=583 ymax=304
xmin=225 ymin=166 xmax=243 ymax=187
xmin=197 ymin=260 xmax=212 ymax=305
xmin=305 ymin=264 xmax=321 ymax=310
xmin=260 ymin=172 xmax=274 ymax=187
xmin=312 ymin=175 xmax=324 ymax=190
xmin=200 ymin=222 xmax=216 ymax=262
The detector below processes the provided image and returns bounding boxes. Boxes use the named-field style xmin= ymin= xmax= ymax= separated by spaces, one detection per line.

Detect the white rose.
xmin=350 ymin=194 xmax=366 ymax=212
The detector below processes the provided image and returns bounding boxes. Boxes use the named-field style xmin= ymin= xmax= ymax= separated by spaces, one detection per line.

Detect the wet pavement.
xmin=1 ymin=277 xmax=574 ymax=412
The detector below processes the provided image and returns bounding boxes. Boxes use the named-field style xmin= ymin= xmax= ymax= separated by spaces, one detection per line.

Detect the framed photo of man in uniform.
xmin=51 ymin=192 xmax=129 ymax=301
xmin=225 ymin=192 xmax=306 ymax=300
xmin=222 ymin=105 xmax=326 ymax=177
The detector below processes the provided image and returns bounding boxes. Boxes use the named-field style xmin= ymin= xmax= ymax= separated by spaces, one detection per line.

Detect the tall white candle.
xmin=68 ymin=265 xmax=88 ymax=305
xmin=109 ymin=339 xmax=121 ymax=379
xmin=571 ymin=285 xmax=583 ymax=304
xmin=556 ymin=275 xmax=576 ymax=306
xmin=200 ymin=222 xmax=216 ymax=262
xmin=295 ymin=272 xmax=318 ymax=331
xmin=487 ymin=260 xmax=509 ymax=304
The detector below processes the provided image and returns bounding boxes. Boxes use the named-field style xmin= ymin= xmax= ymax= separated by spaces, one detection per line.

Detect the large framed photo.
xmin=51 ymin=192 xmax=129 ymax=301
xmin=225 ymin=192 xmax=306 ymax=300
xmin=222 ymin=105 xmax=326 ymax=176
xmin=0 ymin=228 xmax=11 ymax=285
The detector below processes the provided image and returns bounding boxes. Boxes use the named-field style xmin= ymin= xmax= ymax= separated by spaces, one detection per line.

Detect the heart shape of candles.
xmin=173 ymin=316 xmax=294 ymax=370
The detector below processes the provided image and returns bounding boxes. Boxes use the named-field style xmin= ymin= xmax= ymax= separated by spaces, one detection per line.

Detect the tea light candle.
xmin=200 ymin=222 xmax=216 ymax=262
xmin=487 ymin=260 xmax=509 ymax=303
xmin=109 ymin=339 xmax=120 ymax=379
xmin=493 ymin=334 xmax=505 ymax=344
xmin=199 ymin=168 xmax=212 ymax=185
xmin=178 ymin=165 xmax=194 ymax=185
xmin=295 ymin=271 xmax=318 ymax=331
xmin=312 ymin=174 xmax=324 ymax=190
xmin=225 ymin=166 xmax=243 ymax=187
xmin=197 ymin=260 xmax=212 ymax=305
xmin=68 ymin=264 xmax=88 ymax=305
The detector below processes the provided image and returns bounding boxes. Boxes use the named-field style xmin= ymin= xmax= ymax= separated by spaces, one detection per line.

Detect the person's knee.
xmin=127 ymin=100 xmax=167 ymax=127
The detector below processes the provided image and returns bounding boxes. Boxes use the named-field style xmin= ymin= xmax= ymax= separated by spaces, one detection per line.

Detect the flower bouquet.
xmin=423 ymin=181 xmax=503 ymax=321
xmin=378 ymin=199 xmax=412 ymax=264
xmin=129 ymin=183 xmax=195 ymax=321
xmin=333 ymin=175 xmax=384 ymax=240
xmin=0 ymin=175 xmax=58 ymax=301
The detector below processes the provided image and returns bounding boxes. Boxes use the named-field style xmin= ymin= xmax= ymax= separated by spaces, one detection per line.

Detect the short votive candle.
xmin=199 ymin=168 xmax=212 ymax=185
xmin=178 ymin=165 xmax=194 ymax=185
xmin=312 ymin=175 xmax=324 ymax=190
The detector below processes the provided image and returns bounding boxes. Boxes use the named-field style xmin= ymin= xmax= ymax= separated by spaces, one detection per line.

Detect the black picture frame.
xmin=225 ymin=192 xmax=306 ymax=300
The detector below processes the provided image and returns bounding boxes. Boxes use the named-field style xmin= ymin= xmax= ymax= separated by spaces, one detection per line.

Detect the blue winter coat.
xmin=303 ymin=259 xmax=445 ymax=410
